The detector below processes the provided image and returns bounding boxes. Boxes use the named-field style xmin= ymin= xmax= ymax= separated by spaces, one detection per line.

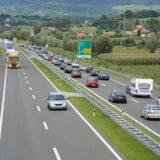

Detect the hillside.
xmin=0 ymin=0 xmax=159 ymax=17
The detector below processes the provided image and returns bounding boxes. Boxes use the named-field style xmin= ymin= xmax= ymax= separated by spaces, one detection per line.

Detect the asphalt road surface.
xmin=0 ymin=52 xmax=121 ymax=160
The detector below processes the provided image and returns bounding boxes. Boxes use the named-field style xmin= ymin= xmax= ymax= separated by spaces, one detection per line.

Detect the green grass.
xmin=71 ymin=26 xmax=97 ymax=33
xmin=70 ymin=97 xmax=160 ymax=160
xmin=32 ymin=58 xmax=76 ymax=93
xmin=0 ymin=47 xmax=4 ymax=56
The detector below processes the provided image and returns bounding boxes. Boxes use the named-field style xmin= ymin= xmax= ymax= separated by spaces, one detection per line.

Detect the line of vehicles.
xmin=19 ymin=44 xmax=160 ymax=120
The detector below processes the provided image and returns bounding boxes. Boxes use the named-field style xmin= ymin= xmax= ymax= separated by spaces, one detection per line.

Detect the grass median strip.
xmin=69 ymin=97 xmax=160 ymax=160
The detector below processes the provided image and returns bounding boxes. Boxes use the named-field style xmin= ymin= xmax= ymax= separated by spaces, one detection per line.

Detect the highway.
xmin=30 ymin=48 xmax=160 ymax=137
xmin=0 ymin=52 xmax=121 ymax=160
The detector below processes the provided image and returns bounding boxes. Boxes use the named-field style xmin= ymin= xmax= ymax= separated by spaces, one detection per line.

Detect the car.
xmin=140 ymin=104 xmax=160 ymax=120
xmin=47 ymin=92 xmax=67 ymax=110
xmin=97 ymin=71 xmax=110 ymax=80
xmin=64 ymin=65 xmax=73 ymax=73
xmin=79 ymin=65 xmax=88 ymax=71
xmin=51 ymin=59 xmax=61 ymax=66
xmin=109 ymin=90 xmax=127 ymax=103
xmin=86 ymin=66 xmax=93 ymax=73
xmin=157 ymin=97 xmax=160 ymax=105
xmin=72 ymin=62 xmax=79 ymax=68
xmin=71 ymin=69 xmax=81 ymax=78
xmin=60 ymin=63 xmax=67 ymax=70
xmin=86 ymin=77 xmax=99 ymax=88
xmin=48 ymin=55 xmax=54 ymax=61
xmin=91 ymin=69 xmax=100 ymax=76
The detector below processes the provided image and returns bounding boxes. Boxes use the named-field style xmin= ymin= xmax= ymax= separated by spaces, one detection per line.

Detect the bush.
xmin=121 ymin=38 xmax=136 ymax=47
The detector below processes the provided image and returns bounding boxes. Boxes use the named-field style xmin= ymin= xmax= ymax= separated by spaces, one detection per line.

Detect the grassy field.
xmin=71 ymin=26 xmax=97 ymax=33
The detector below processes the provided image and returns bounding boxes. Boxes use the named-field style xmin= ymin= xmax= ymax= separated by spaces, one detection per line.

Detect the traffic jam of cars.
xmin=21 ymin=44 xmax=160 ymax=120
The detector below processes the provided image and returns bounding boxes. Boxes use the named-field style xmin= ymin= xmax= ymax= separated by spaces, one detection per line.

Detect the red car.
xmin=86 ymin=77 xmax=99 ymax=88
xmin=71 ymin=69 xmax=81 ymax=78
xmin=48 ymin=55 xmax=54 ymax=61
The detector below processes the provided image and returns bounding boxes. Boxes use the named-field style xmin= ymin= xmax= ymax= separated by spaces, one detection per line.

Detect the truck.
xmin=126 ymin=78 xmax=153 ymax=97
xmin=7 ymin=51 xmax=20 ymax=69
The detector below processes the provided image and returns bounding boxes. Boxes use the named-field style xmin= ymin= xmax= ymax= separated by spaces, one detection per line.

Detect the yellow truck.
xmin=7 ymin=51 xmax=20 ymax=69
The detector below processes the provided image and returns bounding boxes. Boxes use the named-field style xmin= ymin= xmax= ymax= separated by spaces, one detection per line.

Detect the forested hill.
xmin=0 ymin=0 xmax=159 ymax=17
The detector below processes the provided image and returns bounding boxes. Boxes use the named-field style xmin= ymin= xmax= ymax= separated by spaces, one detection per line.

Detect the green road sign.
xmin=77 ymin=40 xmax=92 ymax=58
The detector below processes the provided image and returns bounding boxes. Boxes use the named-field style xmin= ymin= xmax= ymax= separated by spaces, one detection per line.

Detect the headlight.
xmin=62 ymin=103 xmax=67 ymax=107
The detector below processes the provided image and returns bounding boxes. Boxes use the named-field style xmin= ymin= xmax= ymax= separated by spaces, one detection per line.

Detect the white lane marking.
xmin=37 ymin=106 xmax=41 ymax=112
xmin=22 ymin=69 xmax=24 ymax=72
xmin=25 ymin=76 xmax=27 ymax=79
xmin=32 ymin=94 xmax=36 ymax=99
xmin=43 ymin=122 xmax=48 ymax=130
xmin=26 ymin=81 xmax=29 ymax=84
xmin=23 ymin=50 xmax=123 ymax=160
xmin=29 ymin=87 xmax=32 ymax=91
xmin=68 ymin=101 xmax=122 ymax=160
xmin=0 ymin=63 xmax=7 ymax=141
xmin=102 ymin=83 xmax=106 ymax=87
xmin=84 ymin=74 xmax=87 ymax=77
xmin=24 ymin=72 xmax=26 ymax=75
xmin=130 ymin=98 xmax=139 ymax=103
xmin=53 ymin=147 xmax=61 ymax=160
xmin=110 ymin=78 xmax=126 ymax=86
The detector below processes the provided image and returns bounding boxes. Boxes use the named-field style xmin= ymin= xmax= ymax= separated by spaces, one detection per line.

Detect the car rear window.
xmin=148 ymin=106 xmax=160 ymax=110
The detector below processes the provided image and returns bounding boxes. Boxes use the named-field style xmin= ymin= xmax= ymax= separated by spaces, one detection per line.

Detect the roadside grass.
xmin=0 ymin=47 xmax=4 ymax=56
xmin=28 ymin=51 xmax=160 ymax=159
xmin=69 ymin=97 xmax=160 ymax=160
xmin=32 ymin=58 xmax=76 ymax=93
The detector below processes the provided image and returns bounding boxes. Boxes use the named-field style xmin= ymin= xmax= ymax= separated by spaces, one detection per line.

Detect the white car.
xmin=72 ymin=62 xmax=79 ymax=68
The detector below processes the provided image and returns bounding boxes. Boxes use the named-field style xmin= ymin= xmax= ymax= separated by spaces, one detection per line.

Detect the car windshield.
xmin=115 ymin=91 xmax=125 ymax=96
xmin=101 ymin=72 xmax=108 ymax=76
xmin=49 ymin=95 xmax=65 ymax=100
xmin=148 ymin=105 xmax=160 ymax=110
xmin=138 ymin=83 xmax=150 ymax=89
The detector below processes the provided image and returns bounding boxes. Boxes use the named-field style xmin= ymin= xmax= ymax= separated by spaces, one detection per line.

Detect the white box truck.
xmin=126 ymin=78 xmax=153 ymax=97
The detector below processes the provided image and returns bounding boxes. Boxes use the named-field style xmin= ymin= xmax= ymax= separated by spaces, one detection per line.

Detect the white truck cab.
xmin=126 ymin=78 xmax=153 ymax=97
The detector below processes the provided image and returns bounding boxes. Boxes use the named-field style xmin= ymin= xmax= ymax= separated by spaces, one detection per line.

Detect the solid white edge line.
xmin=0 ymin=63 xmax=7 ymax=141
xmin=32 ymin=94 xmax=36 ymax=99
xmin=130 ymin=98 xmax=139 ymax=103
xmin=37 ymin=106 xmax=41 ymax=112
xmin=43 ymin=122 xmax=48 ymax=130
xmin=21 ymin=51 xmax=122 ymax=160
xmin=53 ymin=147 xmax=61 ymax=160
xmin=68 ymin=101 xmax=123 ymax=160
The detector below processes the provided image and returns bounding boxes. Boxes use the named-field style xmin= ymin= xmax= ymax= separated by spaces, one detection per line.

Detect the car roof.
xmin=49 ymin=92 xmax=64 ymax=96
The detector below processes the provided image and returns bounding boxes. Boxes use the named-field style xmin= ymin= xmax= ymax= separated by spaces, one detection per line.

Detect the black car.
xmin=51 ymin=59 xmax=61 ymax=66
xmin=86 ymin=66 xmax=93 ymax=73
xmin=60 ymin=63 xmax=67 ymax=70
xmin=91 ymin=69 xmax=100 ymax=76
xmin=64 ymin=65 xmax=73 ymax=73
xmin=109 ymin=90 xmax=127 ymax=103
xmin=97 ymin=71 xmax=110 ymax=80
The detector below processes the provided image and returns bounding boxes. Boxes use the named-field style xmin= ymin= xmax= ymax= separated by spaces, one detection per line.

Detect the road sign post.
xmin=77 ymin=40 xmax=92 ymax=59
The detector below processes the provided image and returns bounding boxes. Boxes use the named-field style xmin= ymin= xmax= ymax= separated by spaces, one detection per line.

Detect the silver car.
xmin=47 ymin=92 xmax=67 ymax=110
xmin=141 ymin=104 xmax=160 ymax=120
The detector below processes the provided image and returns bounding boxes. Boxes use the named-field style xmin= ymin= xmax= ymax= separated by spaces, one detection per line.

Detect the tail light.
xmin=135 ymin=90 xmax=137 ymax=93
xmin=147 ymin=111 xmax=152 ymax=115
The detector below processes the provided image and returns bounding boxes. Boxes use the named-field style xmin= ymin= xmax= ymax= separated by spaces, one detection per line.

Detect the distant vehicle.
xmin=72 ymin=62 xmax=79 ymax=68
xmin=126 ymin=78 xmax=153 ymax=97
xmin=48 ymin=55 xmax=54 ymax=61
xmin=86 ymin=66 xmax=93 ymax=73
xmin=79 ymin=65 xmax=88 ymax=71
xmin=91 ymin=69 xmax=100 ymax=76
xmin=64 ymin=65 xmax=73 ymax=73
xmin=65 ymin=60 xmax=72 ymax=65
xmin=97 ymin=71 xmax=110 ymax=80
xmin=60 ymin=63 xmax=67 ymax=70
xmin=47 ymin=92 xmax=67 ymax=110
xmin=157 ymin=97 xmax=160 ymax=105
xmin=86 ymin=77 xmax=98 ymax=88
xmin=140 ymin=104 xmax=160 ymax=120
xmin=71 ymin=69 xmax=81 ymax=78
xmin=7 ymin=51 xmax=20 ymax=69
xmin=51 ymin=59 xmax=61 ymax=66
xmin=109 ymin=90 xmax=127 ymax=103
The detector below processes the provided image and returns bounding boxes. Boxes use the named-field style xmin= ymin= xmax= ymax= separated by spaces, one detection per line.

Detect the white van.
xmin=126 ymin=78 xmax=153 ymax=97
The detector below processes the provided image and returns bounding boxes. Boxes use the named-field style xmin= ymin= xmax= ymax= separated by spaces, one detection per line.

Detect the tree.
xmin=93 ymin=35 xmax=113 ymax=54
xmin=145 ymin=18 xmax=160 ymax=33
xmin=145 ymin=37 xmax=160 ymax=53
xmin=34 ymin=25 xmax=42 ymax=35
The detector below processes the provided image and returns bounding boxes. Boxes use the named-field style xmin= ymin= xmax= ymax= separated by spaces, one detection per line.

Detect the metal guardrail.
xmin=24 ymin=48 xmax=160 ymax=155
